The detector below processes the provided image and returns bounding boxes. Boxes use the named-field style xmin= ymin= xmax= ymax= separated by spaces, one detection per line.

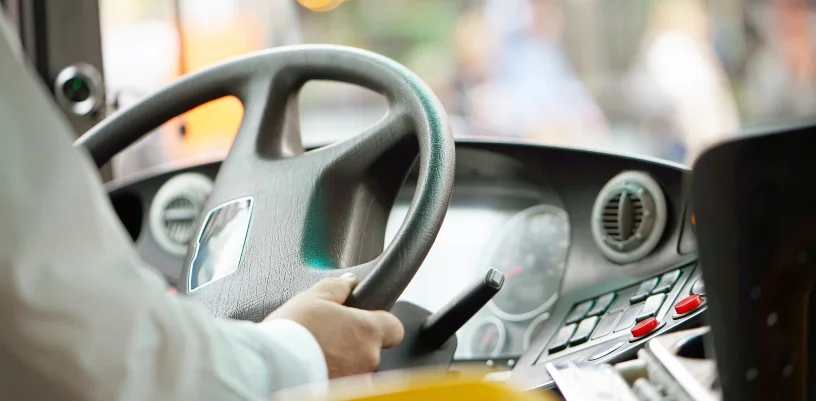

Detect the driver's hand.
xmin=265 ymin=273 xmax=405 ymax=378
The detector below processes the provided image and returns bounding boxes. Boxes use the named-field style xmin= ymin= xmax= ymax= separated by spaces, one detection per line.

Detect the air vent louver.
xmin=602 ymin=191 xmax=645 ymax=241
xmin=591 ymin=171 xmax=667 ymax=264
xmin=602 ymin=193 xmax=623 ymax=239
xmin=164 ymin=196 xmax=199 ymax=244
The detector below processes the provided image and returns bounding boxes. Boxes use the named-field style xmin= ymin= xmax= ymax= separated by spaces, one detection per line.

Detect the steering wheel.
xmin=75 ymin=45 xmax=455 ymax=320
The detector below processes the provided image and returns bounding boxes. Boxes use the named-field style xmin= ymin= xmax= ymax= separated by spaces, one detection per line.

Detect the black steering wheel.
xmin=76 ymin=45 xmax=455 ymax=320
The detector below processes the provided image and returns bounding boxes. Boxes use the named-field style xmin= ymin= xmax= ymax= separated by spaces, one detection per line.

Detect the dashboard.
xmin=106 ymin=140 xmax=702 ymax=389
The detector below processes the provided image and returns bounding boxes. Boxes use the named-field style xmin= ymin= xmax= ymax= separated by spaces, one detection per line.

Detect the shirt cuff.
xmin=254 ymin=319 xmax=329 ymax=393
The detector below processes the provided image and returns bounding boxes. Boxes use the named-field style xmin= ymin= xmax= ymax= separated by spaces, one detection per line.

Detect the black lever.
xmin=377 ymin=268 xmax=504 ymax=371
xmin=420 ymin=268 xmax=504 ymax=349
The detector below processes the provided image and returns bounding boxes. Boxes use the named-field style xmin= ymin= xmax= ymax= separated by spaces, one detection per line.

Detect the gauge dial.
xmin=467 ymin=317 xmax=506 ymax=357
xmin=486 ymin=205 xmax=570 ymax=321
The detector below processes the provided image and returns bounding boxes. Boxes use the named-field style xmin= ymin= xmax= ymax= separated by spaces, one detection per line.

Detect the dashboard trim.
xmin=104 ymin=139 xmax=690 ymax=192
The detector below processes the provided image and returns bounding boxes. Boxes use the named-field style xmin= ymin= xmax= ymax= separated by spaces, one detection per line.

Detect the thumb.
xmin=304 ymin=273 xmax=358 ymax=304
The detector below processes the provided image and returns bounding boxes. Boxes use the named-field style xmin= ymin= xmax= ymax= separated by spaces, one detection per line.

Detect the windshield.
xmin=100 ymin=0 xmax=814 ymax=178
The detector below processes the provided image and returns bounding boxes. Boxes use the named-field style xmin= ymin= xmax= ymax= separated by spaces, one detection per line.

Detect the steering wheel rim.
xmin=76 ymin=45 xmax=455 ymax=319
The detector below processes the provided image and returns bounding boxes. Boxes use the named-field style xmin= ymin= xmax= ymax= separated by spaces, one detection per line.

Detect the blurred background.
xmin=99 ymin=0 xmax=816 ymax=178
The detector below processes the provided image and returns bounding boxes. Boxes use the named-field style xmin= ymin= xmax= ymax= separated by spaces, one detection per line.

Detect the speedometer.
xmin=485 ymin=205 xmax=570 ymax=321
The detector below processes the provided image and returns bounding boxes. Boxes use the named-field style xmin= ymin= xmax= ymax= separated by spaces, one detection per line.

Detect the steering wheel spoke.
xmin=326 ymin=107 xmax=415 ymax=170
xmin=230 ymin=74 xmax=306 ymax=160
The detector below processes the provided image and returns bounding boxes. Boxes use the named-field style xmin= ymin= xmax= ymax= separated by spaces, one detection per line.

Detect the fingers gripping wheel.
xmin=75 ymin=45 xmax=455 ymax=319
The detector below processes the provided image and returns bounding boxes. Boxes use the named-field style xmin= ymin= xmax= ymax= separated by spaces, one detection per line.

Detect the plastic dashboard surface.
xmin=106 ymin=141 xmax=696 ymax=370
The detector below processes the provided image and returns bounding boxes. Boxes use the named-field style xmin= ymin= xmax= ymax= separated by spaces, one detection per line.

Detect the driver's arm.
xmin=0 ymin=13 xmax=329 ymax=401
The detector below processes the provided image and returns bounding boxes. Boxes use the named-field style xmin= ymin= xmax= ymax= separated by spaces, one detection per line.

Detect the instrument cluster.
xmin=462 ymin=205 xmax=571 ymax=359
xmin=389 ymin=193 xmax=572 ymax=360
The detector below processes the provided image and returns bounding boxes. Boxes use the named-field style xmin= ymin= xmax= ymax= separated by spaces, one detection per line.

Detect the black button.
xmin=691 ymin=276 xmax=706 ymax=295
xmin=587 ymin=292 xmax=616 ymax=316
xmin=614 ymin=304 xmax=643 ymax=333
xmin=565 ymin=300 xmax=595 ymax=324
xmin=549 ymin=324 xmax=577 ymax=353
xmin=630 ymin=277 xmax=659 ymax=304
xmin=588 ymin=342 xmax=625 ymax=361
xmin=568 ymin=316 xmax=600 ymax=346
xmin=591 ymin=310 xmax=622 ymax=340
xmin=636 ymin=293 xmax=666 ymax=322
xmin=652 ymin=270 xmax=681 ymax=294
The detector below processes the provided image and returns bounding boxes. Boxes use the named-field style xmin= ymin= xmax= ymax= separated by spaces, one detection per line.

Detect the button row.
xmin=565 ymin=292 xmax=617 ymax=324
xmin=630 ymin=269 xmax=681 ymax=304
xmin=549 ymin=315 xmax=601 ymax=353
xmin=552 ymin=291 xmax=669 ymax=354
xmin=548 ymin=267 xmax=684 ymax=355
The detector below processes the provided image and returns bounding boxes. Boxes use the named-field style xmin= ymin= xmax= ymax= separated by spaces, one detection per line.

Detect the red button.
xmin=631 ymin=317 xmax=660 ymax=337
xmin=675 ymin=294 xmax=703 ymax=315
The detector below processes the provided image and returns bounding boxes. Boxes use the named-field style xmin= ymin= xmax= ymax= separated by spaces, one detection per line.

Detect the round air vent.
xmin=591 ymin=171 xmax=667 ymax=264
xmin=149 ymin=173 xmax=214 ymax=256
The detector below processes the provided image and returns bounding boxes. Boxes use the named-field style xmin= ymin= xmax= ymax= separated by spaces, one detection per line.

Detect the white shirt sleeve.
xmin=0 ymin=11 xmax=327 ymax=401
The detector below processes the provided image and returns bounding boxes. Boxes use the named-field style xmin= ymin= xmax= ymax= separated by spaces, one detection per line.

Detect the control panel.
xmin=512 ymin=261 xmax=706 ymax=390
xmin=542 ymin=264 xmax=693 ymax=360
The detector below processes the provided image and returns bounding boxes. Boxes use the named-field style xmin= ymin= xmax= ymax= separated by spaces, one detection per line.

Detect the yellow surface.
xmin=343 ymin=380 xmax=555 ymax=401
xmin=272 ymin=371 xmax=560 ymax=401
xmin=298 ymin=0 xmax=345 ymax=12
